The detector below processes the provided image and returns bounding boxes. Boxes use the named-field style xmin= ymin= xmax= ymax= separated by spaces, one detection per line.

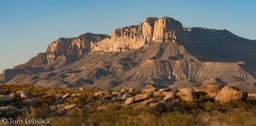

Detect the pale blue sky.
xmin=0 ymin=0 xmax=255 ymax=72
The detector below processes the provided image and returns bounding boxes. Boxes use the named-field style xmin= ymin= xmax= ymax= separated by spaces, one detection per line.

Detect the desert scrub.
xmin=50 ymin=109 xmax=88 ymax=126
xmin=159 ymin=112 xmax=195 ymax=126
xmin=1 ymin=85 xmax=256 ymax=126
xmin=76 ymin=91 xmax=96 ymax=107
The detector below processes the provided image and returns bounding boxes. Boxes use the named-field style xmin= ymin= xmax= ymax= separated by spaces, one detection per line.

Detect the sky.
xmin=0 ymin=0 xmax=255 ymax=72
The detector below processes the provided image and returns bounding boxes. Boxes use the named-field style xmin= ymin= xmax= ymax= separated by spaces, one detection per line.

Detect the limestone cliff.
xmin=91 ymin=17 xmax=183 ymax=53
xmin=1 ymin=16 xmax=256 ymax=92
xmin=46 ymin=33 xmax=109 ymax=62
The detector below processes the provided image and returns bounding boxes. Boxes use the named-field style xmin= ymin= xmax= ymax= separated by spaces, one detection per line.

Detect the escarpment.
xmin=1 ymin=16 xmax=256 ymax=92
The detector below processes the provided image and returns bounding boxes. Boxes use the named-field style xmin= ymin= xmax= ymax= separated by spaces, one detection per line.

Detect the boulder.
xmin=125 ymin=97 xmax=134 ymax=105
xmin=94 ymin=91 xmax=111 ymax=98
xmin=128 ymin=88 xmax=135 ymax=93
xmin=16 ymin=90 xmax=31 ymax=99
xmin=111 ymin=91 xmax=121 ymax=96
xmin=177 ymin=88 xmax=197 ymax=102
xmin=120 ymin=94 xmax=129 ymax=101
xmin=153 ymin=91 xmax=163 ymax=96
xmin=9 ymin=93 xmax=17 ymax=98
xmin=163 ymin=91 xmax=177 ymax=101
xmin=134 ymin=93 xmax=151 ymax=102
xmin=71 ymin=93 xmax=80 ymax=97
xmin=215 ymin=86 xmax=247 ymax=103
xmin=0 ymin=95 xmax=13 ymax=102
xmin=96 ymin=105 xmax=108 ymax=110
xmin=142 ymin=85 xmax=157 ymax=93
xmin=248 ymin=93 xmax=256 ymax=100
xmin=62 ymin=93 xmax=71 ymax=99
xmin=159 ymin=87 xmax=174 ymax=92
xmin=139 ymin=98 xmax=159 ymax=105
xmin=0 ymin=106 xmax=23 ymax=117
xmin=120 ymin=88 xmax=128 ymax=94
xmin=194 ymin=84 xmax=223 ymax=98
xmin=64 ymin=104 xmax=76 ymax=110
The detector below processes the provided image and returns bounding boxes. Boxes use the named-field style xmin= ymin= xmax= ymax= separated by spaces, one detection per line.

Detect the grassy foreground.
xmin=0 ymin=85 xmax=256 ymax=126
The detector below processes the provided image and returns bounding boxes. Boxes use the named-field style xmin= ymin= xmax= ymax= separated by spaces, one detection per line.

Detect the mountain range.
xmin=1 ymin=16 xmax=256 ymax=92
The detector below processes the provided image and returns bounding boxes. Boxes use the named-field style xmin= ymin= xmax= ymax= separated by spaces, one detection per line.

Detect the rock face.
xmin=46 ymin=33 xmax=110 ymax=63
xmin=91 ymin=17 xmax=183 ymax=53
xmin=1 ymin=16 xmax=256 ymax=92
xmin=215 ymin=86 xmax=248 ymax=103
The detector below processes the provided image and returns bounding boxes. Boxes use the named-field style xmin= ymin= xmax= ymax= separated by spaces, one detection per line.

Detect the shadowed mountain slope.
xmin=1 ymin=16 xmax=256 ymax=92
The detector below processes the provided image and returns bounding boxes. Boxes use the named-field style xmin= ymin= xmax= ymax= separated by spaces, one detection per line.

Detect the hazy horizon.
xmin=0 ymin=0 xmax=256 ymax=72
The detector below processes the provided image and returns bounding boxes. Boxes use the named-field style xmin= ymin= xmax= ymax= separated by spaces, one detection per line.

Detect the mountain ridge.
xmin=1 ymin=16 xmax=256 ymax=92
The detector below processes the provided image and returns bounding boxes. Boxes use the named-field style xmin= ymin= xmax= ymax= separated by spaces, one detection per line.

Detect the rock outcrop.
xmin=194 ymin=84 xmax=223 ymax=98
xmin=91 ymin=17 xmax=183 ymax=53
xmin=46 ymin=33 xmax=110 ymax=63
xmin=215 ymin=86 xmax=248 ymax=103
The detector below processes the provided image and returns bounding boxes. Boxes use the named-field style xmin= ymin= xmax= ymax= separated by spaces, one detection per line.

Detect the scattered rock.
xmin=215 ymin=86 xmax=248 ymax=103
xmin=96 ymin=105 xmax=108 ymax=110
xmin=0 ymin=95 xmax=13 ymax=102
xmin=94 ymin=91 xmax=108 ymax=97
xmin=128 ymin=88 xmax=135 ymax=93
xmin=16 ymin=90 xmax=31 ymax=99
xmin=64 ymin=104 xmax=77 ymax=110
xmin=134 ymin=93 xmax=151 ymax=102
xmin=140 ymin=98 xmax=159 ymax=105
xmin=153 ymin=91 xmax=162 ymax=96
xmin=79 ymin=87 xmax=85 ymax=91
xmin=159 ymin=87 xmax=173 ymax=92
xmin=120 ymin=94 xmax=129 ymax=101
xmin=62 ymin=93 xmax=71 ymax=99
xmin=121 ymin=88 xmax=128 ymax=94
xmin=9 ymin=93 xmax=17 ymax=98
xmin=125 ymin=97 xmax=134 ymax=105
xmin=0 ymin=106 xmax=19 ymax=112
xmin=194 ymin=84 xmax=223 ymax=98
xmin=248 ymin=93 xmax=256 ymax=100
xmin=0 ymin=106 xmax=23 ymax=117
xmin=163 ymin=91 xmax=177 ymax=101
xmin=143 ymin=85 xmax=157 ymax=93
xmin=111 ymin=91 xmax=121 ymax=96
xmin=177 ymin=88 xmax=197 ymax=102
xmin=103 ymin=93 xmax=112 ymax=99
xmin=71 ymin=93 xmax=80 ymax=97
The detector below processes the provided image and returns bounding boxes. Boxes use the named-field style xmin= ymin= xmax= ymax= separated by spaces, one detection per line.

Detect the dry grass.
xmin=1 ymin=85 xmax=256 ymax=126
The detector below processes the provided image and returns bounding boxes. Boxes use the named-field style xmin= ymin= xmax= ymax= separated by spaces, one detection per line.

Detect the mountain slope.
xmin=1 ymin=16 xmax=256 ymax=92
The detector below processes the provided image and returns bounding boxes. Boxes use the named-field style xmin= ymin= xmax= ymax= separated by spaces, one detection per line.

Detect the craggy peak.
xmin=1 ymin=16 xmax=256 ymax=93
